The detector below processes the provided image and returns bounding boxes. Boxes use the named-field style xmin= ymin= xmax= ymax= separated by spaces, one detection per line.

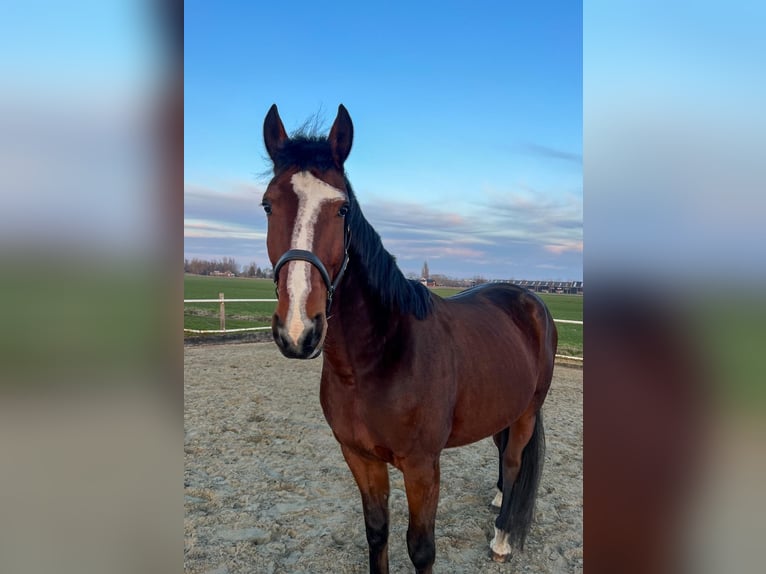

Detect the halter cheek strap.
xmin=273 ymin=226 xmax=351 ymax=314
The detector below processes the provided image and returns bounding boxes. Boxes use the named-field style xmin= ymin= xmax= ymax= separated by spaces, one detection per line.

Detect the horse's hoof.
xmin=490 ymin=527 xmax=512 ymax=562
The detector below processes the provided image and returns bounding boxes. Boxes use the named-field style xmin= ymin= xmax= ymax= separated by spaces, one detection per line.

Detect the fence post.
xmin=219 ymin=292 xmax=225 ymax=332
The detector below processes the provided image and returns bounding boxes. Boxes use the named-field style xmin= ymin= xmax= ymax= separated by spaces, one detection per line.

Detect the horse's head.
xmin=262 ymin=104 xmax=353 ymax=359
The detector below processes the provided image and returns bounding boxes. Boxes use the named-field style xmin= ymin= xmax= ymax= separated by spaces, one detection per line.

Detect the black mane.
xmin=344 ymin=178 xmax=433 ymax=320
xmin=272 ymin=132 xmax=433 ymax=319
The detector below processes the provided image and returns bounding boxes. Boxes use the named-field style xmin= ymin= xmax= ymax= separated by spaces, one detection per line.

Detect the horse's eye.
xmin=262 ymin=201 xmax=272 ymax=215
xmin=338 ymin=204 xmax=349 ymax=217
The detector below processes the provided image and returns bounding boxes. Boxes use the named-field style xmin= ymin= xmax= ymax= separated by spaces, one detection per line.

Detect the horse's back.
xmin=444 ymin=283 xmax=556 ymax=356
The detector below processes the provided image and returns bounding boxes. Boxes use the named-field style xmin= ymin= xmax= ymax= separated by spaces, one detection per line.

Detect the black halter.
xmin=273 ymin=225 xmax=351 ymax=314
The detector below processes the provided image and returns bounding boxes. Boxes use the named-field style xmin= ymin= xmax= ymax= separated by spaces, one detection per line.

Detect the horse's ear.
xmin=328 ymin=104 xmax=353 ymax=168
xmin=264 ymin=104 xmax=288 ymax=162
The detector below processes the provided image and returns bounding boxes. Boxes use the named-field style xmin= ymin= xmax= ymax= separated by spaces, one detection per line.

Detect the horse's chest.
xmin=319 ymin=380 xmax=414 ymax=460
xmin=320 ymin=383 xmax=374 ymax=445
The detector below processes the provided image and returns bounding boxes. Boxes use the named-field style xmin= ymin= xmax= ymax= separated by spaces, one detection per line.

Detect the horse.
xmin=260 ymin=104 xmax=558 ymax=573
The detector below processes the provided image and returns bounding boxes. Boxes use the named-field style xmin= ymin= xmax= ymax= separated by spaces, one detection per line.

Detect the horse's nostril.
xmin=305 ymin=327 xmax=322 ymax=353
xmin=271 ymin=316 xmax=324 ymax=359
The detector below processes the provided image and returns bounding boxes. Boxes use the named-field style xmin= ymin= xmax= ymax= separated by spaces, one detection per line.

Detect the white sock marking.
xmin=284 ymin=172 xmax=345 ymax=344
xmin=490 ymin=526 xmax=511 ymax=557
xmin=491 ymin=490 xmax=503 ymax=508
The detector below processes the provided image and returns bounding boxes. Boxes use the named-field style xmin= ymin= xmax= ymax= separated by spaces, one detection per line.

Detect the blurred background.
xmin=0 ymin=1 xmax=763 ymax=573
xmin=585 ymin=1 xmax=765 ymax=572
xmin=0 ymin=1 xmax=181 ymax=573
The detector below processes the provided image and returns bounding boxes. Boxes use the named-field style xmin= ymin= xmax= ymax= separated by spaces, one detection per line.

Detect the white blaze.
xmin=284 ymin=171 xmax=345 ymax=344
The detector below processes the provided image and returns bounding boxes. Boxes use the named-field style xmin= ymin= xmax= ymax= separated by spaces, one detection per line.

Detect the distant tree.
xmin=405 ymin=271 xmax=419 ymax=280
xmin=244 ymin=261 xmax=259 ymax=277
xmin=186 ymin=258 xmax=208 ymax=275
xmin=220 ymin=257 xmax=239 ymax=275
xmin=421 ymin=261 xmax=430 ymax=280
xmin=430 ymin=274 xmax=454 ymax=287
xmin=183 ymin=257 xmax=242 ymax=275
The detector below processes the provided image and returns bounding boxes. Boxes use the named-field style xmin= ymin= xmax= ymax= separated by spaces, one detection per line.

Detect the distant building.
xmin=498 ymin=279 xmax=583 ymax=295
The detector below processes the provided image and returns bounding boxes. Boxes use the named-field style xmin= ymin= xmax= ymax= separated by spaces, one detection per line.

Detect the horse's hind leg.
xmin=491 ymin=428 xmax=510 ymax=509
xmin=490 ymin=409 xmax=545 ymax=563
xmin=340 ymin=445 xmax=391 ymax=574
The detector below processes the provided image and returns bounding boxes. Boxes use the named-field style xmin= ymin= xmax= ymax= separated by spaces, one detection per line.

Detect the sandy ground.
xmin=184 ymin=342 xmax=582 ymax=573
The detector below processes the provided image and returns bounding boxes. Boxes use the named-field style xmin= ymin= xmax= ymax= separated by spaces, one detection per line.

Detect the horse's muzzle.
xmin=272 ymin=313 xmax=325 ymax=359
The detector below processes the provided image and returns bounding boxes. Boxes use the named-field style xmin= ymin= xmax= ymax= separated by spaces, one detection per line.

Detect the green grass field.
xmin=184 ymin=275 xmax=276 ymax=332
xmin=184 ymin=275 xmax=583 ymax=356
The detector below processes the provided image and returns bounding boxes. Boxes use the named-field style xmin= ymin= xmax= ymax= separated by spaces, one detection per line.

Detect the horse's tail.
xmin=506 ymin=410 xmax=546 ymax=550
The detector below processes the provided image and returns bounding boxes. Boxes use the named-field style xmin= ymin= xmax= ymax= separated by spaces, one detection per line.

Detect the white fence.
xmin=184 ymin=293 xmax=275 ymax=334
xmin=184 ymin=296 xmax=583 ymax=362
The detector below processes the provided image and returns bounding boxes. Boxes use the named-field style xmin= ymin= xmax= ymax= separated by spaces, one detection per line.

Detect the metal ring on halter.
xmin=273 ymin=226 xmax=351 ymax=314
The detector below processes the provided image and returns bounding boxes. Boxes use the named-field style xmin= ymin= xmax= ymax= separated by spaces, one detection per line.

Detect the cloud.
xmin=358 ymin=190 xmax=582 ymax=278
xmin=519 ymin=142 xmax=582 ymax=165
xmin=543 ymin=240 xmax=584 ymax=255
xmin=382 ymin=238 xmax=488 ymax=262
xmin=184 ymin=182 xmax=266 ymax=229
xmin=184 ymin=180 xmax=583 ymax=280
xmin=184 ymin=218 xmax=265 ymax=241
xmin=184 ymin=182 xmax=265 ymax=230
xmin=482 ymin=189 xmax=583 ymax=251
xmin=362 ymin=200 xmax=488 ymax=244
xmin=184 ymin=181 xmax=270 ymax=264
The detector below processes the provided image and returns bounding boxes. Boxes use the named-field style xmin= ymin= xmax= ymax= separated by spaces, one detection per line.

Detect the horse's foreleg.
xmin=340 ymin=445 xmax=390 ymax=574
xmin=401 ymin=456 xmax=440 ymax=574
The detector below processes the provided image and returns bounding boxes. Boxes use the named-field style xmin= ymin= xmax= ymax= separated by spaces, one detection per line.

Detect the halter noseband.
xmin=272 ymin=225 xmax=351 ymax=314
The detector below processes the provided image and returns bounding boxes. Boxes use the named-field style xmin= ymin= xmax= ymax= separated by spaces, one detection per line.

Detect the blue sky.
xmin=185 ymin=1 xmax=582 ymax=280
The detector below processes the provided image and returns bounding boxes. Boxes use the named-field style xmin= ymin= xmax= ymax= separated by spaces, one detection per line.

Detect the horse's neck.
xmin=322 ymin=268 xmax=402 ymax=374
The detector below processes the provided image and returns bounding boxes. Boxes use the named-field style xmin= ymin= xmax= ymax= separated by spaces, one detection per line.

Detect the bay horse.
xmin=261 ymin=104 xmax=557 ymax=573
